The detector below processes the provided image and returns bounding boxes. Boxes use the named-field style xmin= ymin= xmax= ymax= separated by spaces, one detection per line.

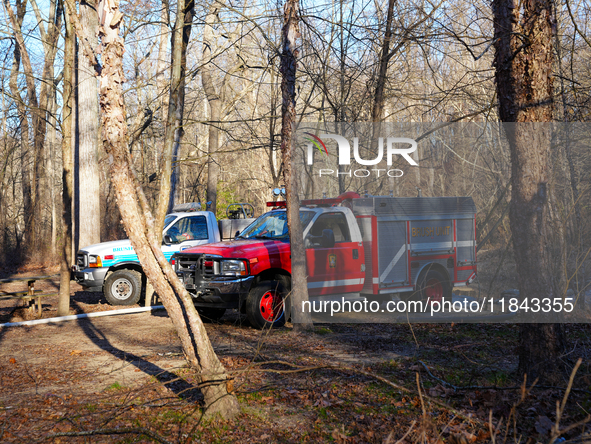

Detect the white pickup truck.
xmin=72 ymin=203 xmax=255 ymax=305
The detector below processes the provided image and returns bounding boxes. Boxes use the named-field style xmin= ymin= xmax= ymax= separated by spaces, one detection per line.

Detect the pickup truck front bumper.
xmin=73 ymin=267 xmax=108 ymax=292
xmin=179 ymin=274 xmax=255 ymax=309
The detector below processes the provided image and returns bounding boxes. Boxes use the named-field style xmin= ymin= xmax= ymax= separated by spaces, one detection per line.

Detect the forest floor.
xmin=0 ymin=249 xmax=590 ymax=443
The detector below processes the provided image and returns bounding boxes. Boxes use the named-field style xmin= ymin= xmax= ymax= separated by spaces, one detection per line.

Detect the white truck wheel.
xmin=104 ymin=269 xmax=142 ymax=305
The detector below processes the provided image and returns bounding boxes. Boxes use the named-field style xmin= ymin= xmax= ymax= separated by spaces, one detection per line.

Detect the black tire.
xmin=196 ymin=307 xmax=227 ymax=323
xmin=246 ymin=281 xmax=287 ymax=329
xmin=415 ymin=269 xmax=451 ymax=304
xmin=104 ymin=269 xmax=142 ymax=306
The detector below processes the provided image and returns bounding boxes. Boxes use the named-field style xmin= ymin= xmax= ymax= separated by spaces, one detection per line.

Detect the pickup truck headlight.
xmin=88 ymin=255 xmax=103 ymax=268
xmin=220 ymin=260 xmax=248 ymax=277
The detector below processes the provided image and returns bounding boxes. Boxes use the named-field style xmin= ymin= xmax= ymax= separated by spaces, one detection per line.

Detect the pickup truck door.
xmin=162 ymin=215 xmax=212 ymax=261
xmin=306 ymin=212 xmax=364 ymax=296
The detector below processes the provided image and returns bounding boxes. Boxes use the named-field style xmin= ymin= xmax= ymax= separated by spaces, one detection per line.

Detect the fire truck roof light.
xmin=267 ymin=201 xmax=287 ymax=207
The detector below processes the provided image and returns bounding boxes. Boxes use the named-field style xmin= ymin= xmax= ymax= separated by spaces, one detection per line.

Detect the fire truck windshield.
xmin=238 ymin=210 xmax=315 ymax=240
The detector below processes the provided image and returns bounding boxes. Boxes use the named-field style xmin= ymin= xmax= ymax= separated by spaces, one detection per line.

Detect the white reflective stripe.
xmin=373 ymin=277 xmax=379 ymax=284
xmin=380 ymin=244 xmax=407 ymax=282
xmin=307 ymin=278 xmax=363 ymax=289
xmin=456 ymin=240 xmax=475 ymax=247
xmin=411 ymin=242 xmax=453 ymax=251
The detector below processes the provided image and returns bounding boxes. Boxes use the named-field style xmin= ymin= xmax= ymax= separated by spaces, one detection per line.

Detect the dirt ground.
xmin=0 ymin=260 xmax=590 ymax=443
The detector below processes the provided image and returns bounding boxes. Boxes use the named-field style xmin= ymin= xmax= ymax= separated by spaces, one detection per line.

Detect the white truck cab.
xmin=72 ymin=203 xmax=255 ymax=305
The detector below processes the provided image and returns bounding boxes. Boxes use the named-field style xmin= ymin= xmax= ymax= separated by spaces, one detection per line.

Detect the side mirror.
xmin=163 ymin=235 xmax=174 ymax=245
xmin=234 ymin=230 xmax=241 ymax=239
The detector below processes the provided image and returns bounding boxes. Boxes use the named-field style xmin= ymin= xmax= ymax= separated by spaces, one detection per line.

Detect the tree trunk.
xmin=493 ymin=0 xmax=567 ymax=383
xmin=5 ymin=0 xmax=33 ymax=252
xmin=5 ymin=0 xmax=63 ymax=255
xmin=280 ymin=0 xmax=313 ymax=331
xmin=59 ymin=2 xmax=75 ymax=318
xmin=371 ymin=0 xmax=395 ymax=124
xmin=75 ymin=0 xmax=101 ymax=251
xmin=155 ymin=0 xmax=194 ymax=238
xmin=96 ymin=0 xmax=239 ymax=417
xmin=155 ymin=0 xmax=170 ymax=125
xmin=202 ymin=5 xmax=221 ymax=215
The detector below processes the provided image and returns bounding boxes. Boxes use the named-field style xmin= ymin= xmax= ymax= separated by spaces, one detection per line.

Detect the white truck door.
xmin=162 ymin=215 xmax=213 ymax=260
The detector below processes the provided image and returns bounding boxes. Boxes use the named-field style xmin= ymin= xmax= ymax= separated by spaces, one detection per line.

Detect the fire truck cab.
xmin=174 ymin=192 xmax=477 ymax=329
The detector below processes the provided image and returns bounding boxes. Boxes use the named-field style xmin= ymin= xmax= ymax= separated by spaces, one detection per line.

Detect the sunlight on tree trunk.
xmin=92 ymin=0 xmax=240 ymax=417
xmin=75 ymin=0 xmax=101 ymax=252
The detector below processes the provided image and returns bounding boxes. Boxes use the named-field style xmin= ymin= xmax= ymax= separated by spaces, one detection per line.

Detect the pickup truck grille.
xmin=175 ymin=252 xmax=227 ymax=286
xmin=76 ymin=252 xmax=87 ymax=269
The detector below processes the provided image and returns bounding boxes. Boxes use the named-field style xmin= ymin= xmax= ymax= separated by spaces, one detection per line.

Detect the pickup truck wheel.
xmin=416 ymin=269 xmax=450 ymax=304
xmin=246 ymin=281 xmax=287 ymax=329
xmin=196 ymin=307 xmax=226 ymax=323
xmin=104 ymin=269 xmax=142 ymax=306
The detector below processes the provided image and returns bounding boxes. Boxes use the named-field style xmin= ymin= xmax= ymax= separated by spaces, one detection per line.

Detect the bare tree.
xmin=59 ymin=2 xmax=75 ymax=317
xmin=202 ymin=4 xmax=221 ymax=214
xmin=69 ymin=0 xmax=241 ymax=417
xmin=75 ymin=0 xmax=101 ymax=252
xmin=493 ymin=0 xmax=567 ymax=382
xmin=280 ymin=0 xmax=312 ymax=330
xmin=154 ymin=0 xmax=194 ymax=237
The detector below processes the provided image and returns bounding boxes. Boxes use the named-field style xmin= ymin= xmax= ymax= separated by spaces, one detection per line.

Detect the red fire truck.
xmin=174 ymin=192 xmax=477 ymax=328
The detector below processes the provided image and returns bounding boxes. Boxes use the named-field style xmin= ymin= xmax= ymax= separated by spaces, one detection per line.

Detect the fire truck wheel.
xmin=196 ymin=307 xmax=227 ymax=323
xmin=246 ymin=281 xmax=287 ymax=329
xmin=104 ymin=269 xmax=142 ymax=306
xmin=417 ymin=269 xmax=450 ymax=304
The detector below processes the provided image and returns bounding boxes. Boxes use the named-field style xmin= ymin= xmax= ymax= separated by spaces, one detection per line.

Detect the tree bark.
xmin=96 ymin=0 xmax=239 ymax=417
xmin=59 ymin=3 xmax=75 ymax=317
xmin=202 ymin=5 xmax=221 ymax=215
xmin=280 ymin=0 xmax=313 ymax=330
xmin=155 ymin=0 xmax=170 ymax=125
xmin=75 ymin=0 xmax=101 ymax=252
xmin=492 ymin=0 xmax=567 ymax=383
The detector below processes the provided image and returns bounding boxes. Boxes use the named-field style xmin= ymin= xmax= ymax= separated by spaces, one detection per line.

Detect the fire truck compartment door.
xmin=377 ymin=220 xmax=408 ymax=285
xmin=409 ymin=219 xmax=453 ymax=254
xmin=455 ymin=218 xmax=476 ymax=265
xmin=306 ymin=213 xmax=364 ymax=295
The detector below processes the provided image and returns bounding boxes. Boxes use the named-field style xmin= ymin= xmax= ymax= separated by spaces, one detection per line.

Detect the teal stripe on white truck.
xmin=73 ymin=210 xmax=226 ymax=306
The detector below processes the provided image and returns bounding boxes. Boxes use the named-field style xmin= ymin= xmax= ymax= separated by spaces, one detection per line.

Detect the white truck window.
xmin=166 ymin=216 xmax=208 ymax=243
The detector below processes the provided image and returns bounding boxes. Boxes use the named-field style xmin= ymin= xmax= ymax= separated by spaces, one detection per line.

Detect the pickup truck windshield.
xmin=164 ymin=215 xmax=177 ymax=228
xmin=238 ymin=210 xmax=315 ymax=240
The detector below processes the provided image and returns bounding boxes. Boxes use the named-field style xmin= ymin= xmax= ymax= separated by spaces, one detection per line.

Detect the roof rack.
xmin=171 ymin=202 xmax=202 ymax=213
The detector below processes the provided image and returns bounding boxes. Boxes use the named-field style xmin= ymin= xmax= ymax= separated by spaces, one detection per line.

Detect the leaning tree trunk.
xmin=280 ymin=0 xmax=313 ymax=330
xmin=95 ymin=0 xmax=239 ymax=417
xmin=493 ymin=0 xmax=567 ymax=383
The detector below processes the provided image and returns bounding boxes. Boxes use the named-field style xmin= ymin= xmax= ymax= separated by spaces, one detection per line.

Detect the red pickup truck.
xmin=174 ymin=193 xmax=477 ymax=329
